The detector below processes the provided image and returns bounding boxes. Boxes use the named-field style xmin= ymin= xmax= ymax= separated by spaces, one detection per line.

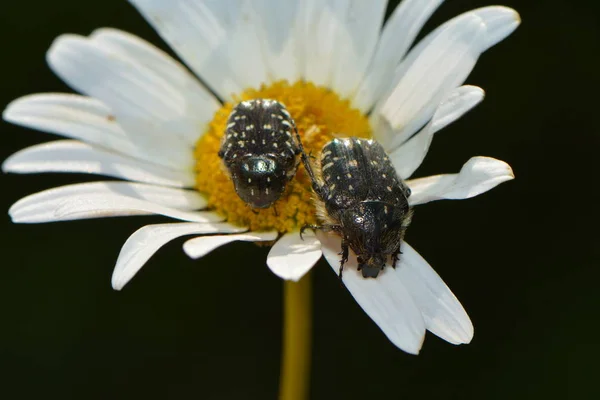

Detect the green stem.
xmin=279 ymin=272 xmax=312 ymax=400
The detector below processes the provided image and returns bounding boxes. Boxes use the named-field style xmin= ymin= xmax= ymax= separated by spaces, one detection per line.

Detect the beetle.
xmin=219 ymin=99 xmax=301 ymax=209
xmin=300 ymin=137 xmax=413 ymax=278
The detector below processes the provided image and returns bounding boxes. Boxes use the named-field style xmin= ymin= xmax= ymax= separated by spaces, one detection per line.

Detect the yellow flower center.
xmin=194 ymin=80 xmax=372 ymax=233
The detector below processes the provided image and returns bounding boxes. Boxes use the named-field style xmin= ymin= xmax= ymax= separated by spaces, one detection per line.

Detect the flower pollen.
xmin=194 ymin=80 xmax=372 ymax=233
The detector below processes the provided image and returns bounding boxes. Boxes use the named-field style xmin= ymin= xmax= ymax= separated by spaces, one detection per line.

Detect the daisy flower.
xmin=3 ymin=0 xmax=519 ymax=355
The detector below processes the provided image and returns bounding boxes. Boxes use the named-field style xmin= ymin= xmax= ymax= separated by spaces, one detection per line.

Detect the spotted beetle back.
xmin=300 ymin=137 xmax=413 ymax=278
xmin=219 ymin=99 xmax=300 ymax=209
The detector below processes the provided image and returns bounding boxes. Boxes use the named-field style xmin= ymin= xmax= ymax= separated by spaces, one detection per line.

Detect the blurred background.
xmin=0 ymin=0 xmax=597 ymax=398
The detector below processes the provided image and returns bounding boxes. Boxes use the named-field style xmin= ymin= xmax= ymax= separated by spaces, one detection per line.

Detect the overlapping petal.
xmin=372 ymin=6 xmax=520 ymax=149
xmin=390 ymin=85 xmax=485 ymax=178
xmin=372 ymin=14 xmax=487 ymax=147
xmin=47 ymin=32 xmax=204 ymax=167
xmin=249 ymin=0 xmax=303 ymax=83
xmin=394 ymin=242 xmax=473 ymax=344
xmin=2 ymin=94 xmax=179 ymax=168
xmin=129 ymin=0 xmax=259 ymax=99
xmin=353 ymin=0 xmax=445 ymax=111
xmin=112 ymin=222 xmax=247 ymax=290
xmin=183 ymin=231 xmax=278 ymax=259
xmin=318 ymin=232 xmax=426 ymax=354
xmin=318 ymin=232 xmax=473 ymax=350
xmin=3 ymin=140 xmax=195 ymax=188
xmin=394 ymin=6 xmax=521 ymax=88
xmin=89 ymin=28 xmax=220 ymax=145
xmin=9 ymin=181 xmax=220 ymax=224
xmin=267 ymin=231 xmax=322 ymax=281
xmin=324 ymin=0 xmax=388 ymax=98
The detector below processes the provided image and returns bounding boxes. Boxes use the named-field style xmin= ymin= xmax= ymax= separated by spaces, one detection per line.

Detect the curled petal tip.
xmin=507 ymin=166 xmax=515 ymax=180
xmin=492 ymin=157 xmax=515 ymax=180
xmin=505 ymin=7 xmax=522 ymax=25
xmin=493 ymin=6 xmax=521 ymax=24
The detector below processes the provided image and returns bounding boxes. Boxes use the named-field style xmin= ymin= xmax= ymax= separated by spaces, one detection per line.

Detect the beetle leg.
xmin=299 ymin=224 xmax=340 ymax=240
xmin=294 ymin=129 xmax=329 ymax=199
xmin=391 ymin=246 xmax=403 ymax=269
xmin=302 ymin=155 xmax=327 ymax=198
xmin=338 ymin=238 xmax=349 ymax=280
xmin=300 ymin=224 xmax=322 ymax=240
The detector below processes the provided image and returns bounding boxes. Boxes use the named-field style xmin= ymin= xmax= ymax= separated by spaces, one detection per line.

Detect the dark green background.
xmin=0 ymin=0 xmax=597 ymax=399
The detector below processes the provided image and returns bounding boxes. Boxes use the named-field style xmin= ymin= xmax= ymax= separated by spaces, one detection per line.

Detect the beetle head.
xmin=229 ymin=154 xmax=290 ymax=209
xmin=340 ymin=201 xmax=410 ymax=278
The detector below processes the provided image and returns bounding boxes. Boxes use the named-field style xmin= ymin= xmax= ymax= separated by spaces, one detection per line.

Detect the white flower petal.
xmin=352 ymin=0 xmax=445 ymax=111
xmin=426 ymin=85 xmax=485 ymax=134
xmin=328 ymin=0 xmax=388 ymax=99
xmin=318 ymin=232 xmax=426 ymax=354
xmin=10 ymin=181 xmax=203 ymax=209
xmin=466 ymin=6 xmax=521 ymax=52
xmin=3 ymin=93 xmax=190 ymax=171
xmin=89 ymin=28 xmax=220 ymax=144
xmin=250 ymin=0 xmax=302 ymax=82
xmin=9 ymin=182 xmax=219 ymax=224
xmin=372 ymin=7 xmax=520 ymax=147
xmin=372 ymin=14 xmax=487 ymax=147
xmin=4 ymin=94 xmax=135 ymax=157
xmin=47 ymin=34 xmax=195 ymax=167
xmin=390 ymin=86 xmax=485 ymax=178
xmin=299 ymin=0 xmax=348 ymax=87
xmin=183 ymin=231 xmax=278 ymax=259
xmin=51 ymin=196 xmax=219 ymax=223
xmin=47 ymin=34 xmax=183 ymax=123
xmin=222 ymin=1 xmax=271 ymax=89
xmin=407 ymin=156 xmax=514 ymax=206
xmin=387 ymin=7 xmax=521 ymax=99
xmin=112 ymin=222 xmax=247 ymax=290
xmin=128 ymin=0 xmax=246 ymax=100
xmin=300 ymin=0 xmax=385 ymax=93
xmin=396 ymin=242 xmax=473 ymax=345
xmin=2 ymin=140 xmax=195 ymax=188
xmin=266 ymin=231 xmax=322 ymax=281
